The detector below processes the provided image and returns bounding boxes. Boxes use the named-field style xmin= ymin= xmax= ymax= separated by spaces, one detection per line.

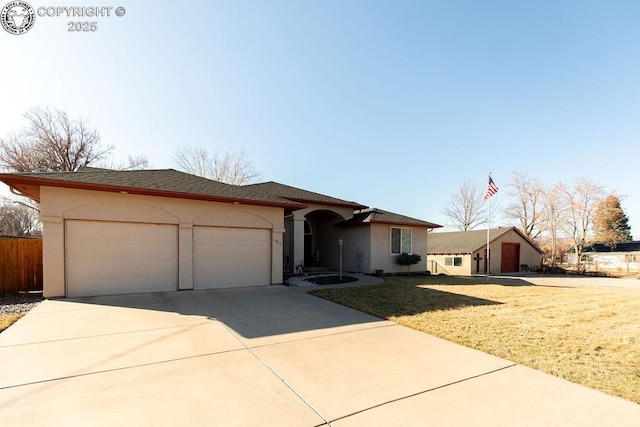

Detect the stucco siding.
xmin=291 ymin=204 xmax=354 ymax=221
xmin=370 ymin=223 xmax=428 ymax=274
xmin=336 ymin=225 xmax=371 ymax=273
xmin=42 ymin=187 xmax=283 ymax=227
xmin=428 ymin=254 xmax=472 ymax=275
xmin=517 ymin=237 xmax=543 ymax=270
xmin=488 ymin=229 xmax=541 ymax=274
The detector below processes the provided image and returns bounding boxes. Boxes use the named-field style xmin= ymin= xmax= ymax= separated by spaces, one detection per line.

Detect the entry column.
xmin=272 ymin=228 xmax=285 ymax=284
xmin=178 ymin=223 xmax=193 ymax=290
xmin=292 ymin=215 xmax=306 ymax=273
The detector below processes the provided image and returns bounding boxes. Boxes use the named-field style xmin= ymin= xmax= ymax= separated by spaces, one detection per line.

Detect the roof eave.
xmin=370 ymin=220 xmax=443 ymax=228
xmin=283 ymin=197 xmax=366 ymax=210
xmin=467 ymin=227 xmax=544 ymax=254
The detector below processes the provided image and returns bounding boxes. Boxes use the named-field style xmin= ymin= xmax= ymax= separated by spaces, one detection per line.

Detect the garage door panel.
xmin=66 ymin=243 xmax=92 ymax=258
xmin=98 ymin=242 xmax=123 ymax=257
xmin=66 ymin=221 xmax=178 ymax=297
xmin=128 ymin=225 xmax=153 ymax=239
xmin=68 ymin=221 xmax=98 ymax=237
xmin=152 ymin=243 xmax=177 ymax=257
xmin=66 ymin=263 xmax=96 ymax=278
xmin=194 ymin=226 xmax=270 ymax=289
xmin=214 ymin=228 xmax=235 ymax=241
xmin=127 ymin=240 xmax=150 ymax=253
xmin=100 ymin=222 xmax=129 ymax=238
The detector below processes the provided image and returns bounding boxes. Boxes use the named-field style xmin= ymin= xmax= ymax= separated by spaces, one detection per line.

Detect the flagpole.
xmin=484 ymin=172 xmax=498 ymax=280
xmin=486 ymin=172 xmax=491 ymax=280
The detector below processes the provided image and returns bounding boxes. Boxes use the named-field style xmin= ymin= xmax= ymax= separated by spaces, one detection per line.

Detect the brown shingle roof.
xmin=0 ymin=170 xmax=443 ymax=229
xmin=243 ymin=181 xmax=366 ymax=209
xmin=337 ymin=208 xmax=442 ymax=228
xmin=0 ymin=169 xmax=305 ymax=208
xmin=428 ymin=227 xmax=543 ymax=254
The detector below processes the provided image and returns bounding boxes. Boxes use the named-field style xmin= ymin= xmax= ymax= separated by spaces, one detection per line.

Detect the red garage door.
xmin=501 ymin=243 xmax=520 ymax=273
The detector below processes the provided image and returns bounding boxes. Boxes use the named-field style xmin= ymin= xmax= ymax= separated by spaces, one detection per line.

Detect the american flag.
xmin=484 ymin=176 xmax=498 ymax=200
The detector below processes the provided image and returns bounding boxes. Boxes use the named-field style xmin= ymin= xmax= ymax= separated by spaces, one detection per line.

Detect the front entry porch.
xmin=284 ymin=208 xmax=352 ymax=274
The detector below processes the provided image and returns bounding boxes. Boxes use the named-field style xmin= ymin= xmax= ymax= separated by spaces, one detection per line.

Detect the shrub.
xmin=396 ymin=252 xmax=422 ymax=274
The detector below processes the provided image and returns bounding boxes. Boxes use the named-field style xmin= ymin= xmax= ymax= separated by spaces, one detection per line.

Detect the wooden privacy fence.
xmin=0 ymin=237 xmax=43 ymax=294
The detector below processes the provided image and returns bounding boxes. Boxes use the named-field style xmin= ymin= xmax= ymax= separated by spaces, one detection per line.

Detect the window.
xmin=391 ymin=227 xmax=412 ymax=254
xmin=444 ymin=256 xmax=463 ymax=267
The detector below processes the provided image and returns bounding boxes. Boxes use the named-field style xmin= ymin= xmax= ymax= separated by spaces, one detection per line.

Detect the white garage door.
xmin=66 ymin=220 xmax=178 ymax=297
xmin=194 ymin=226 xmax=271 ymax=289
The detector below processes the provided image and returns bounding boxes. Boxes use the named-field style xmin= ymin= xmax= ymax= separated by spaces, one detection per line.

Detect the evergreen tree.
xmin=593 ymin=195 xmax=633 ymax=243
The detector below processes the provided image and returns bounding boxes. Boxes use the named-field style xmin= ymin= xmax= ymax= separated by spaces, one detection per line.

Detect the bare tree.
xmin=441 ymin=179 xmax=486 ymax=231
xmin=558 ymin=178 xmax=605 ymax=269
xmin=0 ymin=200 xmax=40 ymax=237
xmin=0 ymin=107 xmax=114 ymax=172
xmin=173 ymin=145 xmax=260 ymax=185
xmin=540 ymin=183 xmax=566 ymax=266
xmin=1 ymin=107 xmax=150 ymax=173
xmin=504 ymin=172 xmax=545 ymax=240
xmin=100 ymin=155 xmax=150 ymax=171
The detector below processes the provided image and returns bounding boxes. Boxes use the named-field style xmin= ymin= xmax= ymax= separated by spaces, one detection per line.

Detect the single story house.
xmin=0 ymin=168 xmax=441 ymax=298
xmin=427 ymin=227 xmax=543 ymax=275
xmin=568 ymin=241 xmax=640 ymax=273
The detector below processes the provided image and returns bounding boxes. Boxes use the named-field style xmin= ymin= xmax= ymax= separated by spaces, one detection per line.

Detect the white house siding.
xmin=582 ymin=252 xmax=640 ymax=273
xmin=39 ymin=186 xmax=284 ymax=298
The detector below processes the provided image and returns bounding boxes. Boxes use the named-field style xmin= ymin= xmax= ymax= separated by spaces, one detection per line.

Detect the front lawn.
xmin=310 ymin=276 xmax=640 ymax=404
xmin=0 ymin=313 xmax=24 ymax=332
xmin=0 ymin=293 xmax=43 ymax=333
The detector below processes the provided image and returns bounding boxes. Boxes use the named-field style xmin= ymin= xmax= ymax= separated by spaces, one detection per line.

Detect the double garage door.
xmin=66 ymin=220 xmax=270 ymax=297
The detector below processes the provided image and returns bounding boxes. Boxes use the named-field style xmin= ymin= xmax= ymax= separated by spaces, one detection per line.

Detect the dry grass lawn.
xmin=310 ymin=276 xmax=640 ymax=404
xmin=0 ymin=313 xmax=24 ymax=332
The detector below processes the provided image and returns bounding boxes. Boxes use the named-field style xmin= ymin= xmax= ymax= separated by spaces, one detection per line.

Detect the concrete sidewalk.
xmin=1 ymin=285 xmax=638 ymax=426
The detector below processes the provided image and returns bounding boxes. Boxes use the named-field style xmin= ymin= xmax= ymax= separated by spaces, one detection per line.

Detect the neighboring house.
xmin=0 ymin=168 xmax=441 ymax=298
xmin=427 ymin=227 xmax=543 ymax=275
xmin=567 ymin=241 xmax=640 ymax=273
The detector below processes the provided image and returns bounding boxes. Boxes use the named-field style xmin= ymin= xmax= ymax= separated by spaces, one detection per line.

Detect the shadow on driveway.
xmin=64 ymin=285 xmax=383 ymax=340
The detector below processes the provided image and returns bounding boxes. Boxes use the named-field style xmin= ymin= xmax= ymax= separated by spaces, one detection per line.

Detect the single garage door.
xmin=194 ymin=226 xmax=270 ymax=289
xmin=66 ymin=220 xmax=178 ymax=297
xmin=501 ymin=242 xmax=521 ymax=273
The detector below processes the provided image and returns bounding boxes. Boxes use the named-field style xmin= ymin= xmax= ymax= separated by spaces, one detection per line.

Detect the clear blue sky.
xmin=1 ymin=1 xmax=639 ymax=237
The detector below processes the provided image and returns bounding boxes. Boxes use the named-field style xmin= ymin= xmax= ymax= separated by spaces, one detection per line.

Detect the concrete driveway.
xmin=1 ymin=285 xmax=638 ymax=426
